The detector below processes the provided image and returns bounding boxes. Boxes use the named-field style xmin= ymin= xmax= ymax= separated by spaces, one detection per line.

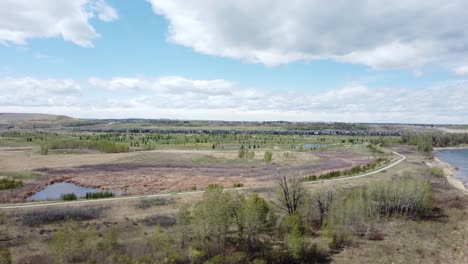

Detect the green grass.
xmin=430 ymin=167 xmax=445 ymax=177
xmin=0 ymin=178 xmax=23 ymax=190
xmin=0 ymin=171 xmax=43 ymax=180
xmin=1 ymin=130 xmax=402 ymax=152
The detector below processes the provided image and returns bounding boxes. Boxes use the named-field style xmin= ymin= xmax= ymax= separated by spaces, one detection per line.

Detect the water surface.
xmin=435 ymin=148 xmax=468 ymax=188
xmin=27 ymin=182 xmax=103 ymax=201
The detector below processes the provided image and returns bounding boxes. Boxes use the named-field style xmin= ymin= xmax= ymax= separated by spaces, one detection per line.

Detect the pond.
xmin=27 ymin=182 xmax=119 ymax=201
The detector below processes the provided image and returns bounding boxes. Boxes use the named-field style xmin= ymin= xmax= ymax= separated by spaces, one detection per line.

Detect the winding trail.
xmin=0 ymin=150 xmax=406 ymax=210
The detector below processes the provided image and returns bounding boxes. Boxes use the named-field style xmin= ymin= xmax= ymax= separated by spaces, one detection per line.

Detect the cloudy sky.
xmin=1 ymin=0 xmax=467 ymax=124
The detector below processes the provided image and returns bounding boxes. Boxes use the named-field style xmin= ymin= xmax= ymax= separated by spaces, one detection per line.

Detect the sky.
xmin=0 ymin=0 xmax=467 ymax=124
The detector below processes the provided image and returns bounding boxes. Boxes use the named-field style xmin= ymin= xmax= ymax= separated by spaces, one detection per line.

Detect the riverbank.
xmin=431 ymin=147 xmax=468 ymax=195
xmin=433 ymin=145 xmax=468 ymax=151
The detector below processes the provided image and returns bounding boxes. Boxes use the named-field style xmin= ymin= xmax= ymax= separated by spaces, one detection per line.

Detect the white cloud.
xmin=1 ymin=76 xmax=467 ymax=124
xmin=0 ymin=0 xmax=117 ymax=47
xmin=0 ymin=77 xmax=82 ymax=106
xmin=91 ymin=0 xmax=118 ymax=22
xmin=454 ymin=66 xmax=468 ymax=76
xmin=88 ymin=76 xmax=235 ymax=95
xmin=148 ymin=0 xmax=468 ymax=70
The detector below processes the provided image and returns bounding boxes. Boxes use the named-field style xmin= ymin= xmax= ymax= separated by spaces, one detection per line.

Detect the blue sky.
xmin=1 ymin=0 xmax=467 ymax=123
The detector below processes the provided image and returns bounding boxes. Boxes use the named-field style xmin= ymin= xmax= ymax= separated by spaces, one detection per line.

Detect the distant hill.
xmin=0 ymin=113 xmax=76 ymax=129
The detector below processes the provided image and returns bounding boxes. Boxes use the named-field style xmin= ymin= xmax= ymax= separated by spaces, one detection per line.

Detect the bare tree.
xmin=273 ymin=174 xmax=307 ymax=216
xmin=315 ymin=189 xmax=334 ymax=225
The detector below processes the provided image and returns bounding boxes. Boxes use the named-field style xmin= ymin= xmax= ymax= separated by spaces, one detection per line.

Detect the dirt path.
xmin=0 ymin=150 xmax=406 ymax=209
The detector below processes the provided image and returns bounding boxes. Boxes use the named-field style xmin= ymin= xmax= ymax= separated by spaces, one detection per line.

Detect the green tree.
xmin=285 ymin=221 xmax=304 ymax=260
xmin=151 ymin=225 xmax=178 ymax=261
xmin=193 ymin=186 xmax=232 ymax=255
xmin=40 ymin=144 xmax=49 ymax=155
xmin=50 ymin=221 xmax=91 ymax=264
xmin=242 ymin=194 xmax=275 ymax=250
xmin=263 ymin=151 xmax=273 ymax=163
xmin=177 ymin=203 xmax=193 ymax=249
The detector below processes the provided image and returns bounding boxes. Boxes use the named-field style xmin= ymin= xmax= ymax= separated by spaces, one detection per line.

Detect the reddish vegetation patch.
xmin=2 ymin=149 xmax=376 ymax=202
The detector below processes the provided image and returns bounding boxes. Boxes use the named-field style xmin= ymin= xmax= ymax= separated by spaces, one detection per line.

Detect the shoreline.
xmin=431 ymin=148 xmax=467 ymax=195
xmin=433 ymin=145 xmax=468 ymax=151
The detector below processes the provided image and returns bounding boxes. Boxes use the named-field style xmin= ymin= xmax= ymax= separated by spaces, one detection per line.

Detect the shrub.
xmin=430 ymin=167 xmax=444 ymax=178
xmin=0 ymin=178 xmax=23 ymax=190
xmin=232 ymin=182 xmax=244 ymax=188
xmin=40 ymin=144 xmax=49 ymax=155
xmin=135 ymin=197 xmax=174 ymax=209
xmin=84 ymin=191 xmax=114 ymax=199
xmin=305 ymin=175 xmax=317 ymax=181
xmin=0 ymin=248 xmax=11 ymax=264
xmin=21 ymin=206 xmax=108 ymax=226
xmin=239 ymin=148 xmax=255 ymax=159
xmin=143 ymin=215 xmax=176 ymax=227
xmin=61 ymin=193 xmax=77 ymax=201
xmin=264 ymin=151 xmax=273 ymax=162
xmin=207 ymin=184 xmax=223 ymax=189
xmin=323 ymin=177 xmax=432 ymax=243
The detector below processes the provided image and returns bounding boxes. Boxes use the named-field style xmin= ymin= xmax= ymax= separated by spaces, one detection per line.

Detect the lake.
xmin=435 ymin=148 xmax=468 ymax=188
xmin=27 ymin=182 xmax=106 ymax=201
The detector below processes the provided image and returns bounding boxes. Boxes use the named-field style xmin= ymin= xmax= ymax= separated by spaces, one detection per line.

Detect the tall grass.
xmin=323 ymin=177 xmax=432 ymax=245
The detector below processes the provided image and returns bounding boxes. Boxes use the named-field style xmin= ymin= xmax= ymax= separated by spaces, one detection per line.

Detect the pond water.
xmin=435 ymin=148 xmax=468 ymax=188
xmin=27 ymin=182 xmax=111 ymax=201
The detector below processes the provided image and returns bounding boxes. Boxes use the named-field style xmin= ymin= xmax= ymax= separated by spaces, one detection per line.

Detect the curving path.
xmin=0 ymin=150 xmax=406 ymax=210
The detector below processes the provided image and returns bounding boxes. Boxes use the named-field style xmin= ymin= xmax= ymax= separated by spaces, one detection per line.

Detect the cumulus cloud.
xmin=148 ymin=0 xmax=468 ymax=70
xmin=2 ymin=75 xmax=466 ymax=124
xmin=88 ymin=76 xmax=236 ymax=95
xmin=0 ymin=0 xmax=117 ymax=47
xmin=0 ymin=77 xmax=82 ymax=106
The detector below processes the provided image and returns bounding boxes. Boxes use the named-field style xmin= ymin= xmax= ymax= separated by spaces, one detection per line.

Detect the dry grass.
xmin=331 ymin=146 xmax=468 ymax=264
xmin=2 ymin=145 xmax=465 ymax=263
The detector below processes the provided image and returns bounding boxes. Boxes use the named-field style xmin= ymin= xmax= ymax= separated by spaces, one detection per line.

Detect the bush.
xmin=305 ymin=175 xmax=317 ymax=181
xmin=0 ymin=178 xmax=23 ymax=190
xmin=61 ymin=193 xmax=77 ymax=201
xmin=323 ymin=177 xmax=432 ymax=243
xmin=40 ymin=144 xmax=49 ymax=155
xmin=238 ymin=148 xmax=255 ymax=159
xmin=0 ymin=248 xmax=11 ymax=264
xmin=143 ymin=215 xmax=176 ymax=227
xmin=85 ymin=191 xmax=114 ymax=199
xmin=264 ymin=151 xmax=273 ymax=162
xmin=21 ymin=206 xmax=108 ymax=226
xmin=430 ymin=167 xmax=444 ymax=178
xmin=232 ymin=182 xmax=244 ymax=188
xmin=135 ymin=197 xmax=174 ymax=209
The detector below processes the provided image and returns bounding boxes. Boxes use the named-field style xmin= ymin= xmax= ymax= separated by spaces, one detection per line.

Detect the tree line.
xmin=402 ymin=132 xmax=468 ymax=152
